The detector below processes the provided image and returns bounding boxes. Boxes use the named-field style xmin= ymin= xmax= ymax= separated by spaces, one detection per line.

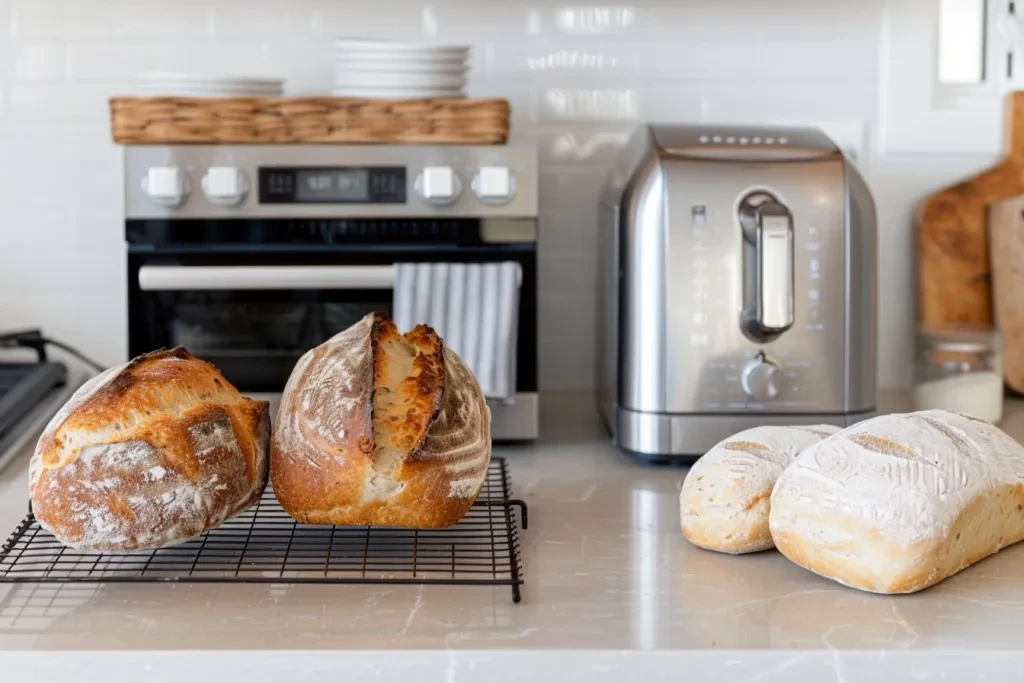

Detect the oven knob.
xmin=141 ymin=166 xmax=189 ymax=207
xmin=741 ymin=353 xmax=782 ymax=401
xmin=201 ymin=166 xmax=248 ymax=206
xmin=472 ymin=166 xmax=516 ymax=204
xmin=414 ymin=166 xmax=462 ymax=206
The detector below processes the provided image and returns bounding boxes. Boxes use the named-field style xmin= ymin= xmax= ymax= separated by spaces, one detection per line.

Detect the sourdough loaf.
xmin=29 ymin=348 xmax=269 ymax=551
xmin=769 ymin=410 xmax=1024 ymax=593
xmin=680 ymin=425 xmax=839 ymax=554
xmin=271 ymin=312 xmax=491 ymax=528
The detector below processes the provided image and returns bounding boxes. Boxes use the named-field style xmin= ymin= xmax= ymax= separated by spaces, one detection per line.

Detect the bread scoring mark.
xmin=919 ymin=415 xmax=977 ymax=459
xmin=723 ymin=440 xmax=774 ymax=460
xmin=271 ymin=312 xmax=490 ymax=526
xmin=792 ymin=425 xmax=841 ymax=439
xmin=847 ymin=434 xmax=920 ymax=460
xmin=30 ymin=349 xmax=268 ymax=550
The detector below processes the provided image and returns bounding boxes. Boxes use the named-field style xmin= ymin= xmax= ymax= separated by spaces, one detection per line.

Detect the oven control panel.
xmin=125 ymin=146 xmax=538 ymax=220
xmin=259 ymin=166 xmax=406 ymax=204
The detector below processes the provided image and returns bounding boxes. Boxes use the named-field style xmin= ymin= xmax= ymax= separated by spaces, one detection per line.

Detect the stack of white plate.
xmin=136 ymin=72 xmax=285 ymax=97
xmin=332 ymin=39 xmax=470 ymax=99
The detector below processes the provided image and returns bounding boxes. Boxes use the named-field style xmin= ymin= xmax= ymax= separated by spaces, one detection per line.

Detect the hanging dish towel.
xmin=393 ymin=262 xmax=521 ymax=402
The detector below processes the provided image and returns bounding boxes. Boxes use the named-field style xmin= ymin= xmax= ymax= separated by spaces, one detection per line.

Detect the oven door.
xmin=127 ymin=249 xmax=537 ymax=396
xmin=130 ymin=262 xmax=390 ymax=392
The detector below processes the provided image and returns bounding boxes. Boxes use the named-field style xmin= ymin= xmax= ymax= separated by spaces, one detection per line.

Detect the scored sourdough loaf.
xmin=680 ymin=425 xmax=840 ymax=554
xmin=29 ymin=348 xmax=269 ymax=550
xmin=271 ymin=311 xmax=491 ymax=528
xmin=769 ymin=410 xmax=1024 ymax=593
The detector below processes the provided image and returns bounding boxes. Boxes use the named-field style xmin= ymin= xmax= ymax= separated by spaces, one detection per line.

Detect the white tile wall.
xmin=0 ymin=0 xmax=993 ymax=390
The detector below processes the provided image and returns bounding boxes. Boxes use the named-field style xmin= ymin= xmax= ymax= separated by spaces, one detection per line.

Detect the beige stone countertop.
xmin=4 ymin=389 xmax=1024 ymax=681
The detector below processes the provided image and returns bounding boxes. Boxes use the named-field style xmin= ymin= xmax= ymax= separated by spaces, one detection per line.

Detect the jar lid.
xmin=917 ymin=328 xmax=1002 ymax=352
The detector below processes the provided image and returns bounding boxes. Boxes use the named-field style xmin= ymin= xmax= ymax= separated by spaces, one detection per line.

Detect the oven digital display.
xmin=295 ymin=169 xmax=369 ymax=202
xmin=259 ymin=167 xmax=406 ymax=204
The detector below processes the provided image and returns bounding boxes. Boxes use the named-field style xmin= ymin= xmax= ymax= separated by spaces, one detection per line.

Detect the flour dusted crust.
xmin=680 ymin=425 xmax=839 ymax=554
xmin=271 ymin=312 xmax=491 ymax=528
xmin=769 ymin=410 xmax=1024 ymax=593
xmin=29 ymin=348 xmax=269 ymax=550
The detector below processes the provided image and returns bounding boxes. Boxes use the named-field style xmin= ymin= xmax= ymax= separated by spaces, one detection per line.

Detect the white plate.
xmin=333 ymin=49 xmax=466 ymax=62
xmin=334 ymin=59 xmax=468 ymax=73
xmin=334 ymin=71 xmax=466 ymax=89
xmin=137 ymin=71 xmax=284 ymax=88
xmin=330 ymin=88 xmax=466 ymax=99
xmin=333 ymin=39 xmax=470 ymax=55
xmin=138 ymin=85 xmax=284 ymax=97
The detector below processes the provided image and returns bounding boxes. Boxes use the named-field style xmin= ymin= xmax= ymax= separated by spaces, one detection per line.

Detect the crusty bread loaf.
xmin=680 ymin=425 xmax=839 ymax=554
xmin=271 ymin=312 xmax=491 ymax=528
xmin=769 ymin=410 xmax=1024 ymax=593
xmin=29 ymin=348 xmax=269 ymax=550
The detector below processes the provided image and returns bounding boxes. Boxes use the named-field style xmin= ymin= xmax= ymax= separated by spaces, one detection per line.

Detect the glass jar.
xmin=912 ymin=328 xmax=1003 ymax=423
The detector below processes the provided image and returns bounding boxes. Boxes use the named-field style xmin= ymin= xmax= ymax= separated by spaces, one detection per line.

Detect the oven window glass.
xmin=140 ymin=291 xmax=390 ymax=392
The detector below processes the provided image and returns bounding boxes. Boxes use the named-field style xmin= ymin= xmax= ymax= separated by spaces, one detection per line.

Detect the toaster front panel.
xmin=619 ymin=156 xmax=849 ymax=414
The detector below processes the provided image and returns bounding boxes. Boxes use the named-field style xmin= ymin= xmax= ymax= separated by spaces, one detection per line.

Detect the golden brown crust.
xmin=271 ymin=312 xmax=491 ymax=528
xmin=29 ymin=348 xmax=269 ymax=550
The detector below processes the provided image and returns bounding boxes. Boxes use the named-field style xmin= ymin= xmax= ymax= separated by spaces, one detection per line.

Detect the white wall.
xmin=0 ymin=0 xmax=1001 ymax=389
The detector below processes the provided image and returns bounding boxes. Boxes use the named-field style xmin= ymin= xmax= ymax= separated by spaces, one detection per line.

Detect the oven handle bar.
xmin=138 ymin=265 xmax=397 ymax=291
xmin=138 ymin=264 xmax=522 ymax=291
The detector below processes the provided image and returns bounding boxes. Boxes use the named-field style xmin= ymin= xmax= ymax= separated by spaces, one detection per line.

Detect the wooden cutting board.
xmin=916 ymin=91 xmax=1024 ymax=391
xmin=916 ymin=91 xmax=1024 ymax=329
xmin=989 ymin=194 xmax=1024 ymax=392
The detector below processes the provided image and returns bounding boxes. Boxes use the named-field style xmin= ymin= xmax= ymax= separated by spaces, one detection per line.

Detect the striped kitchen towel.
xmin=393 ymin=262 xmax=521 ymax=402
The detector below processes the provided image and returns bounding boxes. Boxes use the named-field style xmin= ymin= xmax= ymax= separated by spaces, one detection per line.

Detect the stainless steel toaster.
xmin=597 ymin=124 xmax=877 ymax=462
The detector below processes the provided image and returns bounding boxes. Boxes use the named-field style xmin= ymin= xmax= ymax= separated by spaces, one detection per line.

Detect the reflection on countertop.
xmin=4 ymin=392 xmax=1024 ymax=681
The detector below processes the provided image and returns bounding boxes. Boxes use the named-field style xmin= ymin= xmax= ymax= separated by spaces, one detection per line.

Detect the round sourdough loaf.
xmin=271 ymin=312 xmax=491 ymax=528
xmin=29 ymin=348 xmax=270 ymax=550
xmin=680 ymin=424 xmax=840 ymax=554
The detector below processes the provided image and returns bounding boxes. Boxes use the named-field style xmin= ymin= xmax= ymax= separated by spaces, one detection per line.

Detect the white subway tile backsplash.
xmin=66 ymin=41 xmax=271 ymax=81
xmin=10 ymin=0 xmax=137 ymax=39
xmin=7 ymin=43 xmax=67 ymax=82
xmin=538 ymin=170 xmax=605 ymax=214
xmin=489 ymin=40 xmax=877 ymax=83
xmin=516 ymin=125 xmax=633 ymax=166
xmin=539 ymin=337 xmax=597 ymax=390
xmin=210 ymin=3 xmax=320 ymax=38
xmin=5 ymin=83 xmax=123 ymax=123
xmin=0 ymin=0 xmax=921 ymax=390
xmin=533 ymin=87 xmax=642 ymax=121
xmin=318 ymin=2 xmax=431 ymax=40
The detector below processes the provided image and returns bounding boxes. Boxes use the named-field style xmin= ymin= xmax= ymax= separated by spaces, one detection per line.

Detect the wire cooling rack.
xmin=0 ymin=457 xmax=528 ymax=603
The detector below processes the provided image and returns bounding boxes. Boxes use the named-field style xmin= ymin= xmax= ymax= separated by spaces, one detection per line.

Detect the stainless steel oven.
xmin=125 ymin=144 xmax=539 ymax=440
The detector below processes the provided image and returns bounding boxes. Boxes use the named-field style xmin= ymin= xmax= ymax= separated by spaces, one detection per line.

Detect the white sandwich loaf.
xmin=680 ymin=425 xmax=840 ymax=554
xmin=769 ymin=410 xmax=1024 ymax=593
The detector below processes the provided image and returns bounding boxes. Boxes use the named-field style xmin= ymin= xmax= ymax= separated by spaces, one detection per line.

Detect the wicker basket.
xmin=110 ymin=97 xmax=510 ymax=144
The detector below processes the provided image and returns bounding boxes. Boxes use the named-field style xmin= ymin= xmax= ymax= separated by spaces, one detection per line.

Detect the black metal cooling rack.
xmin=0 ymin=457 xmax=528 ymax=603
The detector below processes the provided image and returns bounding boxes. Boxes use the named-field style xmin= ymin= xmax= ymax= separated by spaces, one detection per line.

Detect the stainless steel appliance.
xmin=125 ymin=144 xmax=539 ymax=440
xmin=598 ymin=124 xmax=877 ymax=461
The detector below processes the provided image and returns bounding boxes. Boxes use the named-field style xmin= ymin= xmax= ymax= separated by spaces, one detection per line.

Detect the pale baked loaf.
xmin=680 ymin=425 xmax=839 ymax=554
xmin=271 ymin=311 xmax=491 ymax=528
xmin=770 ymin=410 xmax=1024 ymax=594
xmin=29 ymin=348 xmax=269 ymax=551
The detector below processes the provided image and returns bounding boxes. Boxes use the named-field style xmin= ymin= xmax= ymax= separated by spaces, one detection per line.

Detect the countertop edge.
xmin=5 ymin=648 xmax=1024 ymax=682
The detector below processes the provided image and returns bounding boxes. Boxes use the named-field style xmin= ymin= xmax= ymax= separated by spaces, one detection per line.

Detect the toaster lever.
xmin=754 ymin=201 xmax=794 ymax=335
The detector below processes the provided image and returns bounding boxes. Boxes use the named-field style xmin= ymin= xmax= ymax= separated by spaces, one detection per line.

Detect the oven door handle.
xmin=137 ymin=265 xmax=397 ymax=291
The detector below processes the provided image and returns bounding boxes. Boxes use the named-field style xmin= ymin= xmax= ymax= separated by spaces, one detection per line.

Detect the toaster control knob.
xmin=201 ymin=166 xmax=248 ymax=206
xmin=415 ymin=166 xmax=463 ymax=206
xmin=141 ymin=166 xmax=189 ymax=207
xmin=741 ymin=355 xmax=782 ymax=401
xmin=472 ymin=166 xmax=516 ymax=204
